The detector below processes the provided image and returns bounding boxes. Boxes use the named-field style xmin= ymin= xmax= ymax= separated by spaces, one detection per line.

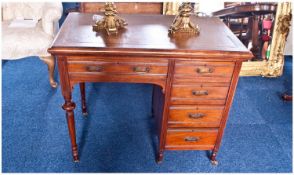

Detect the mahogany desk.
xmin=48 ymin=13 xmax=252 ymax=165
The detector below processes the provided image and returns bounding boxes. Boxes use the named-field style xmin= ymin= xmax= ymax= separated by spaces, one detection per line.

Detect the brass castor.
xmin=156 ymin=159 xmax=163 ymax=164
xmin=210 ymin=160 xmax=218 ymax=166
xmin=82 ymin=112 xmax=88 ymax=117
xmin=73 ymin=156 xmax=80 ymax=163
xmin=156 ymin=152 xmax=163 ymax=164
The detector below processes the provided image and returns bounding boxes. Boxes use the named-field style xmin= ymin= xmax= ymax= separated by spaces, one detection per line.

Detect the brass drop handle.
xmin=133 ymin=66 xmax=150 ymax=73
xmin=184 ymin=136 xmax=200 ymax=142
xmin=188 ymin=113 xmax=205 ymax=119
xmin=196 ymin=67 xmax=214 ymax=74
xmin=86 ymin=65 xmax=103 ymax=72
xmin=192 ymin=90 xmax=208 ymax=96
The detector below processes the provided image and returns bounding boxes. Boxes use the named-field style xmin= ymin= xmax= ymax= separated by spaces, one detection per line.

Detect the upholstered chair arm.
xmin=42 ymin=2 xmax=63 ymax=36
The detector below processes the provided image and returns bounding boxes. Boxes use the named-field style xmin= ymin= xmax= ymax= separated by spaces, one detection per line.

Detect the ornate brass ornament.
xmin=277 ymin=13 xmax=292 ymax=37
xmin=168 ymin=2 xmax=200 ymax=35
xmin=92 ymin=2 xmax=127 ymax=35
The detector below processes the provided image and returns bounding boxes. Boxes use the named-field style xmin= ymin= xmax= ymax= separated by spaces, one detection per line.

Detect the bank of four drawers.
xmin=166 ymin=60 xmax=234 ymax=149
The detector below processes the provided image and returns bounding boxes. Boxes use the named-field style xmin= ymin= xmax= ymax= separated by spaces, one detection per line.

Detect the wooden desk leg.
xmin=79 ymin=82 xmax=88 ymax=116
xmin=157 ymin=60 xmax=175 ymax=163
xmin=58 ymin=58 xmax=79 ymax=162
xmin=62 ymin=97 xmax=79 ymax=162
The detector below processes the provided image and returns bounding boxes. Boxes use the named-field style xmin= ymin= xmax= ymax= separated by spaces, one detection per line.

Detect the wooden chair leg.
xmin=40 ymin=56 xmax=58 ymax=88
xmin=79 ymin=82 xmax=88 ymax=116
xmin=282 ymin=94 xmax=292 ymax=101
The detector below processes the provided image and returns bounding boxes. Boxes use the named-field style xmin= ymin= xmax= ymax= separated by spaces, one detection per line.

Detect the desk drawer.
xmin=168 ymin=105 xmax=224 ymax=128
xmin=67 ymin=61 xmax=168 ymax=75
xmin=175 ymin=60 xmax=235 ymax=76
xmin=165 ymin=129 xmax=218 ymax=150
xmin=171 ymin=84 xmax=229 ymax=105
xmin=174 ymin=61 xmax=234 ymax=83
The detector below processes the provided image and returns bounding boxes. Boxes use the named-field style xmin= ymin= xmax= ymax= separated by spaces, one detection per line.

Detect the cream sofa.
xmin=2 ymin=2 xmax=63 ymax=88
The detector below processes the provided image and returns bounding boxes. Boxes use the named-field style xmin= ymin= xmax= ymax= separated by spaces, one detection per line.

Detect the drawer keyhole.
xmin=184 ymin=136 xmax=200 ymax=142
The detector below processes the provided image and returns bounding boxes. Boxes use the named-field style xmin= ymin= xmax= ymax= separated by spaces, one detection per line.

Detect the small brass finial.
xmin=93 ymin=2 xmax=127 ymax=35
xmin=168 ymin=2 xmax=200 ymax=35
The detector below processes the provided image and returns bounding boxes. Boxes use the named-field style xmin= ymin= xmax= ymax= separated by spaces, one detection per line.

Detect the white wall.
xmin=198 ymin=1 xmax=224 ymax=16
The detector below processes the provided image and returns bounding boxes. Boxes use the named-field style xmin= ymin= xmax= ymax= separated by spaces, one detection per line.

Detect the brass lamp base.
xmin=92 ymin=2 xmax=127 ymax=35
xmin=168 ymin=2 xmax=200 ymax=36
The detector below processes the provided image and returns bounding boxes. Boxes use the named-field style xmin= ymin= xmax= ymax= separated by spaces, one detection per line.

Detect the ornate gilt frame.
xmin=163 ymin=2 xmax=292 ymax=77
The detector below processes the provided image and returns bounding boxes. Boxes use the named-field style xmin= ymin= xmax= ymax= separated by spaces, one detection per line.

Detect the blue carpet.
xmin=2 ymin=56 xmax=292 ymax=172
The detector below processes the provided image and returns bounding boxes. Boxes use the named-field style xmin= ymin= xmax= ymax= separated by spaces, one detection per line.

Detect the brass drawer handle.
xmin=133 ymin=66 xmax=150 ymax=73
xmin=188 ymin=113 xmax=205 ymax=119
xmin=184 ymin=136 xmax=200 ymax=142
xmin=196 ymin=67 xmax=214 ymax=74
xmin=86 ymin=65 xmax=103 ymax=72
xmin=192 ymin=90 xmax=208 ymax=96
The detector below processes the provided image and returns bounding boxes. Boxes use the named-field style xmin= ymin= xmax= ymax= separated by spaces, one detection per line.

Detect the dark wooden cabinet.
xmin=48 ymin=13 xmax=252 ymax=165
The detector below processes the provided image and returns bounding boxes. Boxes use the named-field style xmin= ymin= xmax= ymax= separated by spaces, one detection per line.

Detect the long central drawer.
xmin=66 ymin=58 xmax=168 ymax=86
xmin=67 ymin=60 xmax=168 ymax=75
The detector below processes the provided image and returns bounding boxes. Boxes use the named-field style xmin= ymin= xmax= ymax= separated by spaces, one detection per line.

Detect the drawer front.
xmin=171 ymin=84 xmax=229 ymax=105
xmin=67 ymin=59 xmax=168 ymax=87
xmin=175 ymin=60 xmax=235 ymax=76
xmin=165 ymin=129 xmax=218 ymax=150
xmin=174 ymin=61 xmax=235 ymax=83
xmin=67 ymin=61 xmax=168 ymax=75
xmin=168 ymin=106 xmax=224 ymax=127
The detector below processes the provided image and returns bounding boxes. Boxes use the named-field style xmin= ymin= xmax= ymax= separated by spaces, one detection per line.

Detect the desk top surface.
xmin=49 ymin=13 xmax=252 ymax=59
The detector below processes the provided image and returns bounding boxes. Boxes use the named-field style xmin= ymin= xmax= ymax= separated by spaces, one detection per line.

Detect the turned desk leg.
xmin=79 ymin=83 xmax=88 ymax=116
xmin=62 ymin=98 xmax=79 ymax=162
xmin=58 ymin=57 xmax=79 ymax=162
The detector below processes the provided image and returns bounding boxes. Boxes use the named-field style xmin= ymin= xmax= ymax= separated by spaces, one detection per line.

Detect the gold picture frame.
xmin=163 ymin=2 xmax=292 ymax=77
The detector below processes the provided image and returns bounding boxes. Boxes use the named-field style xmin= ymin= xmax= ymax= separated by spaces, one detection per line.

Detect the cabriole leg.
xmin=79 ymin=82 xmax=88 ymax=116
xmin=40 ymin=56 xmax=58 ymax=88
